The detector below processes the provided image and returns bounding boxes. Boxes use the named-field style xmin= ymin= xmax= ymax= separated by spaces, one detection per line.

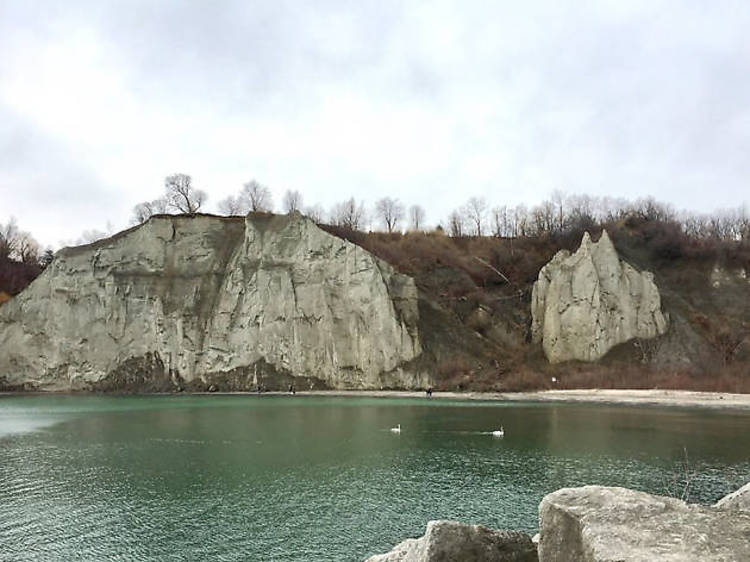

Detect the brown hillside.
xmin=322 ymin=217 xmax=750 ymax=393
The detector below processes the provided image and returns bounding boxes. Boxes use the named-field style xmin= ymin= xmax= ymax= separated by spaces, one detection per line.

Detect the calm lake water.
xmin=1 ymin=395 xmax=749 ymax=561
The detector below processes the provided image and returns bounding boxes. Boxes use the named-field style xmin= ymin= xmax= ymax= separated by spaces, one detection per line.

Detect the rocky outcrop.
xmin=0 ymin=213 xmax=423 ymax=391
xmin=368 ymin=482 xmax=750 ymax=561
xmin=715 ymin=482 xmax=750 ymax=512
xmin=531 ymin=230 xmax=668 ymax=363
xmin=366 ymin=520 xmax=537 ymax=562
xmin=538 ymin=485 xmax=750 ymax=561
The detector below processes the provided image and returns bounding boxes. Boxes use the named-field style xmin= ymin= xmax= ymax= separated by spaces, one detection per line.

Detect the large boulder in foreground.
xmin=366 ymin=520 xmax=537 ymax=562
xmin=538 ymin=485 xmax=750 ymax=561
xmin=715 ymin=481 xmax=750 ymax=512
xmin=0 ymin=213 xmax=423 ymax=391
xmin=531 ymin=230 xmax=667 ymax=363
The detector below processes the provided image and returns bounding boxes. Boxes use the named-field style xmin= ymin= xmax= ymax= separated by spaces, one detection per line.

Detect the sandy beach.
xmin=296 ymin=389 xmax=750 ymax=410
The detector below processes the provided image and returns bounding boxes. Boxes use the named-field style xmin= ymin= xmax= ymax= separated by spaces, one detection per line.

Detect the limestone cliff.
xmin=531 ymin=230 xmax=667 ymax=363
xmin=0 ymin=213 xmax=422 ymax=391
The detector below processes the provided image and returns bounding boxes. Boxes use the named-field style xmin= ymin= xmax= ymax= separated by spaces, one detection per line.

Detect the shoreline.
xmin=301 ymin=389 xmax=750 ymax=410
xmin=3 ymin=388 xmax=750 ymax=410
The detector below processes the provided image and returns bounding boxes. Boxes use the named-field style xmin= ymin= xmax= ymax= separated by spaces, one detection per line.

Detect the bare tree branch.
xmin=331 ymin=198 xmax=366 ymax=230
xmin=241 ymin=180 xmax=274 ymax=212
xmin=464 ymin=197 xmax=488 ymax=236
xmin=217 ymin=195 xmax=250 ymax=216
xmin=164 ymin=173 xmax=206 ymax=213
xmin=282 ymin=189 xmax=303 ymax=213
xmin=409 ymin=204 xmax=426 ymax=231
xmin=374 ymin=197 xmax=404 ymax=232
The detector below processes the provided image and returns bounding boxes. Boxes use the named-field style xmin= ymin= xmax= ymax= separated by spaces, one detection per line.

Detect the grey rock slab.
xmin=538 ymin=485 xmax=750 ymax=561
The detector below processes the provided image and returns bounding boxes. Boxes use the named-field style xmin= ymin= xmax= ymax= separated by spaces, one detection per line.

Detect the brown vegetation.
xmin=0 ymin=259 xmax=42 ymax=299
xmin=326 ymin=198 xmax=750 ymax=393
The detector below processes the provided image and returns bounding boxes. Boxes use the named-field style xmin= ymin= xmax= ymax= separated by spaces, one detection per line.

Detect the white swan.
xmin=390 ymin=424 xmax=401 ymax=433
xmin=492 ymin=426 xmax=504 ymax=437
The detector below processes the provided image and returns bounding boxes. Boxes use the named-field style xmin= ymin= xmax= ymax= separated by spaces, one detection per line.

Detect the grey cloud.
xmin=2 ymin=0 xmax=750 ymax=245
xmin=0 ymin=105 xmax=128 ymax=245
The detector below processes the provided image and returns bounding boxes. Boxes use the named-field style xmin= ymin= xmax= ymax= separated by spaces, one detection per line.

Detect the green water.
xmin=0 ymin=395 xmax=748 ymax=561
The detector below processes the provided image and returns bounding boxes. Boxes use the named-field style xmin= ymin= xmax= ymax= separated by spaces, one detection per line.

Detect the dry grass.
xmin=429 ymin=356 xmax=750 ymax=394
xmin=500 ymin=363 xmax=750 ymax=394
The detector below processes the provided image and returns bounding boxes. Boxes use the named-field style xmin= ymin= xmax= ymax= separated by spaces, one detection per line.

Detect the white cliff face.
xmin=531 ymin=230 xmax=667 ymax=363
xmin=0 ymin=213 xmax=422 ymax=391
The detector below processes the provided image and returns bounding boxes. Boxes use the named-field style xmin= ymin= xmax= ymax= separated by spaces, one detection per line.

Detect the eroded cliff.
xmin=0 ymin=213 xmax=423 ymax=391
xmin=531 ymin=230 xmax=668 ymax=363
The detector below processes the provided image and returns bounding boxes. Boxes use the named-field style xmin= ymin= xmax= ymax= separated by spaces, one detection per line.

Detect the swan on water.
xmin=391 ymin=424 xmax=401 ymax=433
xmin=492 ymin=426 xmax=504 ymax=437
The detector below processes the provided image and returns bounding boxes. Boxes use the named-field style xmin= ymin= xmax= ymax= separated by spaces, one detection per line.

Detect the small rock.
xmin=365 ymin=520 xmax=537 ymax=562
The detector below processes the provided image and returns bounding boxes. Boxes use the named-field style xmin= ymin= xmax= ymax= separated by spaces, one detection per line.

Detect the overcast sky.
xmin=2 ymin=0 xmax=750 ymax=247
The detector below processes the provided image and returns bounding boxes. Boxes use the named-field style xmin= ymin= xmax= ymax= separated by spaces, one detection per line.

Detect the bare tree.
xmin=0 ymin=218 xmax=19 ymax=260
xmin=491 ymin=206 xmax=510 ymax=237
xmin=634 ymin=197 xmax=675 ymax=222
xmin=530 ymin=200 xmax=555 ymax=235
xmin=164 ymin=173 xmax=206 ymax=213
xmin=408 ymin=204 xmax=426 ymax=231
xmin=681 ymin=212 xmax=706 ymax=239
xmin=77 ymin=229 xmax=109 ymax=245
xmin=464 ymin=197 xmax=488 ymax=236
xmin=710 ymin=206 xmax=750 ymax=241
xmin=374 ymin=197 xmax=405 ymax=232
xmin=550 ymin=189 xmax=566 ymax=233
xmin=16 ymin=231 xmax=40 ymax=263
xmin=282 ymin=189 xmax=303 ymax=213
xmin=738 ymin=205 xmax=750 ymax=240
xmin=131 ymin=198 xmax=169 ymax=224
xmin=217 ymin=195 xmax=250 ymax=216
xmin=76 ymin=221 xmax=114 ymax=245
xmin=679 ymin=208 xmax=749 ymax=241
xmin=597 ymin=196 xmax=628 ymax=223
xmin=512 ymin=204 xmax=528 ymax=237
xmin=448 ymin=209 xmax=465 ymax=237
xmin=331 ymin=198 xmax=366 ymax=230
xmin=303 ymin=204 xmax=326 ymax=223
xmin=241 ymin=180 xmax=273 ymax=212
xmin=0 ymin=218 xmax=40 ymax=263
xmin=132 ymin=203 xmax=152 ymax=225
